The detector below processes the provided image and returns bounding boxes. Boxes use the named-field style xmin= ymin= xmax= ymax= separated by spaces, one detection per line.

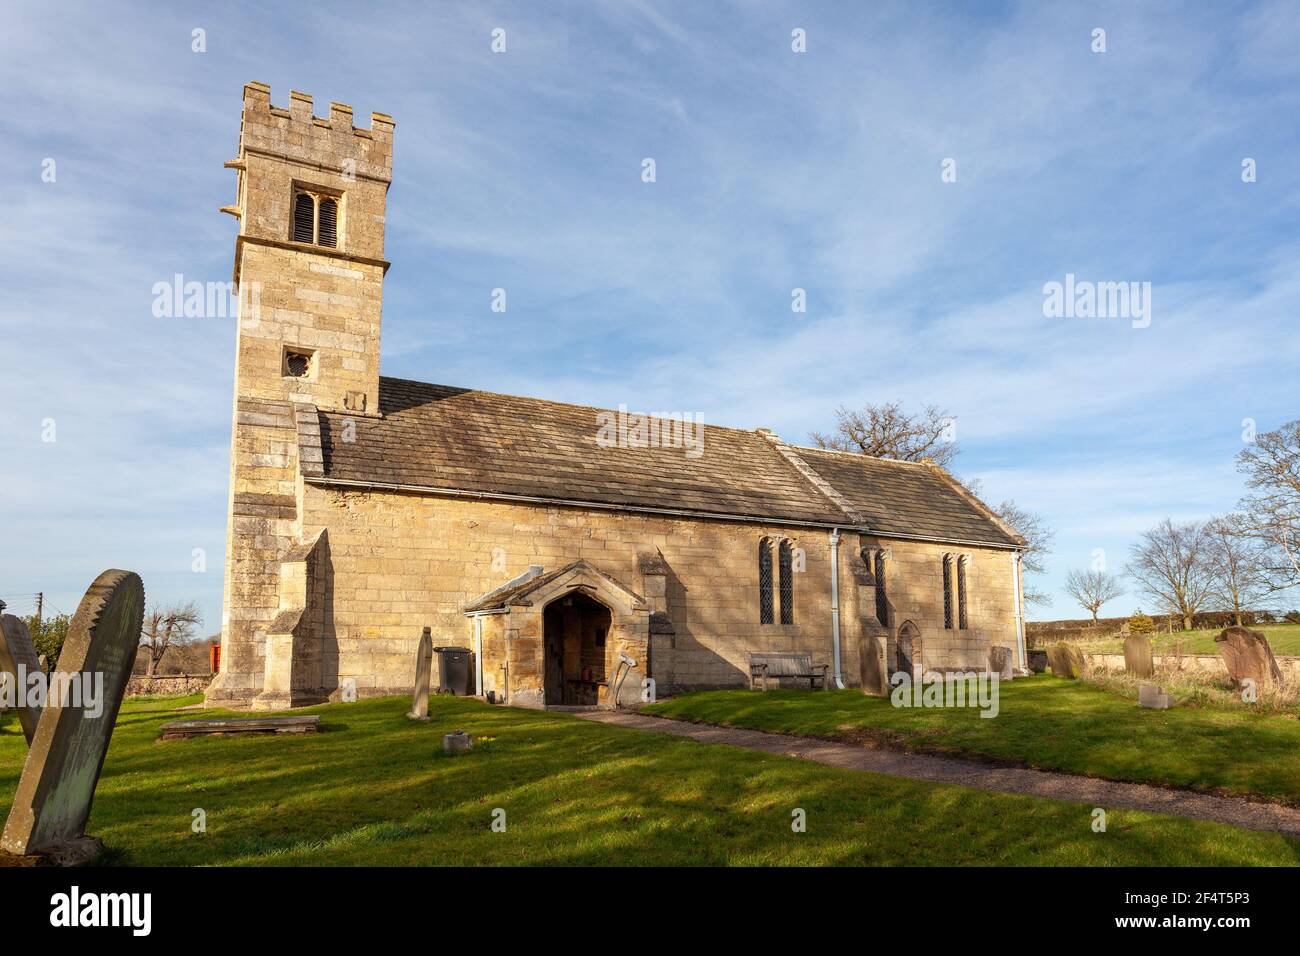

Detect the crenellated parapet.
xmin=238 ymin=81 xmax=393 ymax=184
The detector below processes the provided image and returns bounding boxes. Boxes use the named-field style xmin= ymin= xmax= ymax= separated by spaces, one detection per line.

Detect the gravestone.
xmin=1046 ymin=642 xmax=1083 ymax=679
xmin=1214 ymin=626 xmax=1283 ymax=687
xmin=407 ymin=626 xmax=433 ymax=720
xmin=1138 ymin=684 xmax=1172 ymax=709
xmin=1 ymin=570 xmax=145 ymax=865
xmin=0 ymin=613 xmax=43 ymax=744
xmin=443 ymin=730 xmax=472 ymax=754
xmin=1123 ymin=634 xmax=1154 ymax=678
xmin=859 ymin=634 xmax=887 ymax=697
xmin=989 ymin=645 xmax=1014 ymax=681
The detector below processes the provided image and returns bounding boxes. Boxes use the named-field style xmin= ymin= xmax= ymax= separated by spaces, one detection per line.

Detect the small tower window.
xmin=292 ymin=192 xmax=316 ymax=243
xmin=283 ymin=348 xmax=314 ymax=378
xmin=317 ymin=197 xmax=338 ymax=248
xmin=291 ymin=188 xmax=342 ymax=248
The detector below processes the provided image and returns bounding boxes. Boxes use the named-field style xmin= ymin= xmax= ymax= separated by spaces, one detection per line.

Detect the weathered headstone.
xmin=859 ymin=634 xmax=887 ymax=697
xmin=1 ymin=570 xmax=145 ymax=865
xmin=1214 ymin=626 xmax=1283 ymax=687
xmin=1138 ymin=684 xmax=1172 ymax=709
xmin=1123 ymin=633 xmax=1154 ymax=678
xmin=408 ymin=626 xmax=433 ymax=720
xmin=1046 ymin=641 xmax=1084 ymax=679
xmin=0 ymin=613 xmax=43 ymax=744
xmin=443 ymin=730 xmax=472 ymax=754
xmin=989 ymin=645 xmax=1014 ymax=681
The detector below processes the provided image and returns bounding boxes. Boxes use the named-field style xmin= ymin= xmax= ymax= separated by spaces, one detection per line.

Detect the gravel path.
xmin=576 ymin=710 xmax=1300 ymax=836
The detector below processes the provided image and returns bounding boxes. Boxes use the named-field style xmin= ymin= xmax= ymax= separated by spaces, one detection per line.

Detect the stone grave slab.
xmin=0 ymin=613 xmax=43 ymax=744
xmin=1214 ymin=626 xmax=1283 ymax=687
xmin=408 ymin=626 xmax=433 ymax=719
xmin=1123 ymin=634 xmax=1154 ymax=678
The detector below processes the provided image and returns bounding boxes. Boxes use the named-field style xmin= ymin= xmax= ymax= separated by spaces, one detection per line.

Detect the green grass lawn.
xmin=644 ymin=677 xmax=1300 ymax=807
xmin=1066 ymin=622 xmax=1300 ymax=656
xmin=1 ymin=693 xmax=1296 ymax=865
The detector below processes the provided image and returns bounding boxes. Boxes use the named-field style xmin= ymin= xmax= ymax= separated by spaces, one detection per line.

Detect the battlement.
xmin=239 ymin=81 xmax=394 ymax=184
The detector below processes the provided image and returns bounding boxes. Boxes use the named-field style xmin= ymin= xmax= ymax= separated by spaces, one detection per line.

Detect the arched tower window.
xmin=317 ymin=197 xmax=338 ymax=247
xmin=942 ymin=554 xmax=955 ymax=630
xmin=292 ymin=192 xmax=316 ymax=243
xmin=778 ymin=539 xmax=795 ymax=625
xmin=873 ymin=549 xmax=889 ymax=626
xmin=758 ymin=538 xmax=774 ymax=625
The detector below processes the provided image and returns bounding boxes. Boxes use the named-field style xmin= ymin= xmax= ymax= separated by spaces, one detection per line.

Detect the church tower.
xmin=206 ymin=82 xmax=394 ymax=706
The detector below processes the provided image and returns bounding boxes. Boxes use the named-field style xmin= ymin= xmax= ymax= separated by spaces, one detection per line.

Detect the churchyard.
xmin=1 ymin=691 xmax=1297 ymax=866
xmin=2 ymin=572 xmax=1296 ymax=867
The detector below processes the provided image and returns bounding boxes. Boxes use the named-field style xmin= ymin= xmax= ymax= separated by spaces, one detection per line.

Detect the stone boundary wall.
xmin=1083 ymin=653 xmax=1300 ymax=682
xmin=126 ymin=673 xmax=214 ymax=697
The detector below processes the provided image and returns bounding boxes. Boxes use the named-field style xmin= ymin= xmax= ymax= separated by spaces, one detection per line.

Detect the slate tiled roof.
xmin=794 ymin=447 xmax=1023 ymax=547
xmin=317 ymin=377 xmax=848 ymax=525
xmin=310 ymin=376 xmax=1022 ymax=548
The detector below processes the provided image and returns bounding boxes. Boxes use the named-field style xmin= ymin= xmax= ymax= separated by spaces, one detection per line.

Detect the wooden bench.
xmin=749 ymin=652 xmax=830 ymax=691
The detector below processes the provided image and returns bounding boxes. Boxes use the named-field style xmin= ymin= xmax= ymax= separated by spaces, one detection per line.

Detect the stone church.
xmin=206 ymin=82 xmax=1029 ymax=711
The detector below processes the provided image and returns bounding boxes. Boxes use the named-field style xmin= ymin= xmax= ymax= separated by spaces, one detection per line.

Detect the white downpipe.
xmin=473 ymin=616 xmax=484 ymax=696
xmin=829 ymin=529 xmax=845 ymax=689
xmin=1011 ymin=552 xmax=1027 ymax=669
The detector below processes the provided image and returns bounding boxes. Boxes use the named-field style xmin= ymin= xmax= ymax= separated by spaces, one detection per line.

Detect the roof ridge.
xmin=376 ymin=375 xmax=772 ymax=441
xmin=791 ymin=443 xmax=931 ymax=467
xmin=756 ymin=430 xmax=867 ymax=526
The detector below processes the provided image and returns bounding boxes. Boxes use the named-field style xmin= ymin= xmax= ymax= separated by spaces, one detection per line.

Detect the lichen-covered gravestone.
xmin=1046 ymin=642 xmax=1083 ymax=679
xmin=1123 ymin=634 xmax=1154 ymax=678
xmin=859 ymin=634 xmax=887 ymax=697
xmin=408 ymin=626 xmax=433 ymax=720
xmin=1 ymin=570 xmax=144 ymax=865
xmin=0 ymin=613 xmax=43 ymax=744
xmin=1214 ymin=626 xmax=1283 ymax=688
xmin=989 ymin=645 xmax=1014 ymax=681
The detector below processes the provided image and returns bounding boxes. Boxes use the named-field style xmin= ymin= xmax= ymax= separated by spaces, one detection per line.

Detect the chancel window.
xmin=942 ymin=554 xmax=954 ymax=630
xmin=873 ymin=549 xmax=888 ymax=626
xmin=957 ymin=556 xmax=969 ymax=630
xmin=778 ymin=539 xmax=795 ymax=625
xmin=759 ymin=538 xmax=774 ymax=625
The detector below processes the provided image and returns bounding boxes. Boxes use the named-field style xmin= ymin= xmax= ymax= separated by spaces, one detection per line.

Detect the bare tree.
xmin=809 ymin=401 xmax=958 ymax=468
xmin=995 ymin=500 xmax=1055 ymax=607
xmin=1063 ymin=569 xmax=1125 ymax=623
xmin=1125 ymin=519 xmax=1214 ymax=631
xmin=140 ymin=601 xmax=201 ymax=676
xmin=1235 ymin=420 xmax=1300 ymax=593
xmin=1203 ymin=515 xmax=1271 ymax=626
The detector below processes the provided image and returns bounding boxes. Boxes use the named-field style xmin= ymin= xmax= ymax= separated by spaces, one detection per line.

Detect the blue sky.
xmin=2 ymin=0 xmax=1299 ymax=633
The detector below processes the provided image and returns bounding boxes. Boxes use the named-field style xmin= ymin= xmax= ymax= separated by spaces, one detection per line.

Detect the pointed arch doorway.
xmin=543 ymin=591 xmax=612 ymax=706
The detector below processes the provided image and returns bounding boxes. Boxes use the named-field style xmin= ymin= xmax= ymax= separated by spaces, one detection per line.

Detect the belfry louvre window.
xmin=778 ymin=539 xmax=794 ymax=625
xmin=942 ymin=554 xmax=955 ymax=630
xmin=758 ymin=539 xmax=774 ymax=625
xmin=957 ymin=556 xmax=969 ymax=630
xmin=291 ymin=189 xmax=340 ymax=248
xmin=873 ymin=550 xmax=888 ymax=626
xmin=292 ymin=193 xmax=315 ymax=243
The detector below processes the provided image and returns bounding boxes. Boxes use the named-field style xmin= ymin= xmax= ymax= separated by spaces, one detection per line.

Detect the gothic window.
xmin=758 ymin=538 xmax=774 ymax=625
xmin=283 ymin=348 xmax=314 ymax=379
xmin=292 ymin=189 xmax=341 ymax=247
xmin=957 ymin=556 xmax=969 ymax=630
xmin=778 ymin=539 xmax=794 ymax=625
xmin=942 ymin=554 xmax=954 ymax=630
xmin=873 ymin=549 xmax=888 ymax=626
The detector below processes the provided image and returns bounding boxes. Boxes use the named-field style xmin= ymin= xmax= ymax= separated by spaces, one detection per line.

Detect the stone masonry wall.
xmin=290 ymin=484 xmax=1021 ymax=702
